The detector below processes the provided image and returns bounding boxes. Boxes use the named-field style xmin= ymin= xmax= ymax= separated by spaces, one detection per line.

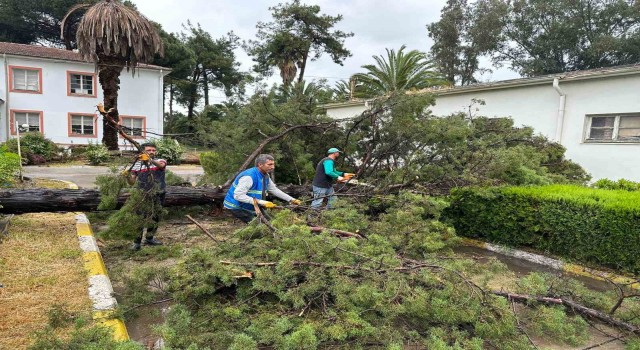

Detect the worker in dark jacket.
xmin=127 ymin=142 xmax=167 ymax=251
xmin=311 ymin=148 xmax=355 ymax=209
xmin=224 ymin=154 xmax=301 ymax=223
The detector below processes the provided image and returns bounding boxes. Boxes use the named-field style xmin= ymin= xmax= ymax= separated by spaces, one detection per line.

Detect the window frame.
xmin=9 ymin=65 xmax=43 ymax=94
xmin=119 ymin=115 xmax=146 ymax=139
xmin=68 ymin=112 xmax=98 ymax=138
xmin=585 ymin=113 xmax=640 ymax=143
xmin=10 ymin=109 xmax=44 ymax=135
xmin=67 ymin=71 xmax=97 ymax=97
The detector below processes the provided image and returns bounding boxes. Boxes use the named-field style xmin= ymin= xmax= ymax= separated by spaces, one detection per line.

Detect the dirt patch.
xmin=0 ymin=213 xmax=93 ymax=349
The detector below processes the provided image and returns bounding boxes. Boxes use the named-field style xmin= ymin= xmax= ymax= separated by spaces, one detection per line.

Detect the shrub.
xmin=5 ymin=132 xmax=57 ymax=164
xmin=148 ymin=137 xmax=184 ymax=165
xmin=199 ymin=151 xmax=230 ymax=184
xmin=592 ymin=178 xmax=640 ymax=191
xmin=86 ymin=142 xmax=110 ymax=165
xmin=0 ymin=146 xmax=21 ymax=186
xmin=444 ymin=185 xmax=640 ymax=273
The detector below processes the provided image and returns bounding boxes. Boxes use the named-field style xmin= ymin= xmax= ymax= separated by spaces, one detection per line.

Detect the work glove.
xmin=337 ymin=176 xmax=346 ymax=183
xmin=344 ymin=173 xmax=356 ymax=179
xmin=121 ymin=170 xmax=130 ymax=177
xmin=290 ymin=199 xmax=302 ymax=205
xmin=138 ymin=153 xmax=150 ymax=162
xmin=262 ymin=201 xmax=277 ymax=209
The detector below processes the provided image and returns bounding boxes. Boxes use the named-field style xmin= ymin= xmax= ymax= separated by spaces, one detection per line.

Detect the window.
xmin=586 ymin=114 xmax=640 ymax=142
xmin=120 ymin=116 xmax=145 ymax=138
xmin=69 ymin=113 xmax=97 ymax=137
xmin=67 ymin=72 xmax=96 ymax=97
xmin=10 ymin=66 xmax=42 ymax=93
xmin=11 ymin=110 xmax=42 ymax=135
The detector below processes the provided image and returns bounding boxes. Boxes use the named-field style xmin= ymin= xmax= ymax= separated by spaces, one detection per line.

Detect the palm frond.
xmin=73 ymin=0 xmax=163 ymax=71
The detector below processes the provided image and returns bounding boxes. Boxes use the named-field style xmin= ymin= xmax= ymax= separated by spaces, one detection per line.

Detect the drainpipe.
xmin=552 ymin=77 xmax=566 ymax=143
xmin=3 ymin=53 xmax=9 ymax=142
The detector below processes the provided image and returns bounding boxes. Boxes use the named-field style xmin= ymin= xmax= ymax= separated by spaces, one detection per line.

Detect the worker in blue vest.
xmin=224 ymin=154 xmax=301 ymax=223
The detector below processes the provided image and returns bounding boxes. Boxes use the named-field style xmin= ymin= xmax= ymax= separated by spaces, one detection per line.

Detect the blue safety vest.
xmin=223 ymin=167 xmax=269 ymax=211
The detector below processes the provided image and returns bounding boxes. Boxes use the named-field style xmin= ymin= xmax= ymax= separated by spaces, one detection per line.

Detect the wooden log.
xmin=0 ymin=185 xmax=312 ymax=214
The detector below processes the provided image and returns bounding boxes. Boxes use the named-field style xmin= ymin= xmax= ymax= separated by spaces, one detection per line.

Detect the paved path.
xmin=24 ymin=165 xmax=204 ymax=188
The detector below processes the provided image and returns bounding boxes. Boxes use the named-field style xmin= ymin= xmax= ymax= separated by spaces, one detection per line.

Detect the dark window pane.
xmin=589 ymin=128 xmax=614 ymax=140
xmin=591 ymin=117 xmax=615 ymax=127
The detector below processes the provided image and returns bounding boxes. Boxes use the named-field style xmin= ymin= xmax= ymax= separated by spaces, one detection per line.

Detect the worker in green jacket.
xmin=310 ymin=147 xmax=355 ymax=209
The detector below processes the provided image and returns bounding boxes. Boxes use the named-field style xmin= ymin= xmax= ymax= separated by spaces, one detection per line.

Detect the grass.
xmin=0 ymin=213 xmax=93 ymax=349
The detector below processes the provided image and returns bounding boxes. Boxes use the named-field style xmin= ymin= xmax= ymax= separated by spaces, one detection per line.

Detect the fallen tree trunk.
xmin=0 ymin=185 xmax=311 ymax=214
xmin=493 ymin=291 xmax=640 ymax=336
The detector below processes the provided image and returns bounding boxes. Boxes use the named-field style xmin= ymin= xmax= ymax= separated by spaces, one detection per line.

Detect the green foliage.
xmin=29 ymin=324 xmax=143 ymax=350
xmin=593 ymin=178 xmax=640 ymax=191
xmin=445 ymin=185 xmax=640 ymax=273
xmin=0 ymin=146 xmax=21 ymax=186
xmin=526 ymin=306 xmax=589 ymax=346
xmin=5 ymin=132 xmax=58 ymax=164
xmin=247 ymin=0 xmax=353 ymax=85
xmin=95 ymin=170 xmax=129 ymax=210
xmin=352 ymin=45 xmax=448 ymax=98
xmin=141 ymin=202 xmax=549 ymax=348
xmin=429 ymin=0 xmax=640 ymax=77
xmin=86 ymin=142 xmax=110 ymax=165
xmin=148 ymin=137 xmax=184 ymax=165
xmin=347 ymin=95 xmax=589 ymax=193
xmin=30 ymin=304 xmax=141 ymax=350
xmin=199 ymin=151 xmax=234 ymax=185
xmin=99 ymin=189 xmax=166 ymax=241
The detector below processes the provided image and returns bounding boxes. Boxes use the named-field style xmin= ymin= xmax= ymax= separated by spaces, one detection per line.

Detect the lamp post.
xmin=16 ymin=123 xmax=29 ymax=182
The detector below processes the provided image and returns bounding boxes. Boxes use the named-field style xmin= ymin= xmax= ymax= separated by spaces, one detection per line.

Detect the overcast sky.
xmin=133 ymin=0 xmax=519 ymax=101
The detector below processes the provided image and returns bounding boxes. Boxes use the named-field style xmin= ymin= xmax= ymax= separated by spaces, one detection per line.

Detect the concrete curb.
xmin=61 ymin=179 xmax=130 ymax=340
xmin=462 ymin=238 xmax=640 ymax=290
xmin=75 ymin=213 xmax=130 ymax=341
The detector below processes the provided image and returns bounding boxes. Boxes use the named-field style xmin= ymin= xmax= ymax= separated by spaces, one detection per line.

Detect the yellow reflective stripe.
xmin=224 ymin=200 xmax=240 ymax=209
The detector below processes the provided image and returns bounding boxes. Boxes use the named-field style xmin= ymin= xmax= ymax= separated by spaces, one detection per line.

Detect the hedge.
xmin=444 ymin=185 xmax=640 ymax=274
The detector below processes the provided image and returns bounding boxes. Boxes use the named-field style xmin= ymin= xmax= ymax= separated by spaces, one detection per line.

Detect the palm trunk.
xmin=98 ymin=56 xmax=124 ymax=150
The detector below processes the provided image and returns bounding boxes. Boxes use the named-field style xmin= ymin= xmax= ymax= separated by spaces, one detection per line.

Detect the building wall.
xmin=430 ymin=75 xmax=640 ymax=180
xmin=325 ymin=74 xmax=640 ymax=180
xmin=1 ymin=55 xmax=164 ymax=147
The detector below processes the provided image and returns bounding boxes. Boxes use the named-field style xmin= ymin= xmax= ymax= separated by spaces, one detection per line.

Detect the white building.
xmin=0 ymin=42 xmax=169 ymax=147
xmin=322 ymin=65 xmax=640 ymax=181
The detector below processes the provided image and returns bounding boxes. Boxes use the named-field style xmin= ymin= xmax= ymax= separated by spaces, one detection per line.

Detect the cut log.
xmin=0 ymin=185 xmax=311 ymax=214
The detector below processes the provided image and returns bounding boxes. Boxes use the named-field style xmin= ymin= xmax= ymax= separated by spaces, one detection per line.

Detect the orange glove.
xmin=262 ymin=201 xmax=277 ymax=209
xmin=344 ymin=173 xmax=356 ymax=179
xmin=138 ymin=153 xmax=150 ymax=162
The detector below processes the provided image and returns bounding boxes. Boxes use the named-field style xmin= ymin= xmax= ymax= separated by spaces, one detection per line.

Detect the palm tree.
xmin=351 ymin=45 xmax=447 ymax=98
xmin=62 ymin=0 xmax=163 ymax=150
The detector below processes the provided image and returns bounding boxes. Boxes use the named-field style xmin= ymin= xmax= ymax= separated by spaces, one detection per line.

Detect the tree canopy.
xmin=247 ymin=0 xmax=353 ymax=85
xmin=428 ymin=0 xmax=640 ymax=80
xmin=351 ymin=46 xmax=448 ymax=98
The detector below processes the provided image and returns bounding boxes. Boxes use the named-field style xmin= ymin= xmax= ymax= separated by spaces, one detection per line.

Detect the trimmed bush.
xmin=0 ymin=146 xmax=21 ymax=186
xmin=148 ymin=137 xmax=183 ymax=165
xmin=86 ymin=142 xmax=110 ymax=165
xmin=5 ymin=132 xmax=58 ymax=164
xmin=444 ymin=185 xmax=640 ymax=274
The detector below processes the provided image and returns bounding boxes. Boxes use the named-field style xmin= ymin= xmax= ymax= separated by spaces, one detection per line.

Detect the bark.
xmin=0 ymin=185 xmax=311 ymax=214
xmin=98 ymin=55 xmax=124 ymax=150
xmin=297 ymin=48 xmax=309 ymax=84
xmin=203 ymin=72 xmax=209 ymax=106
